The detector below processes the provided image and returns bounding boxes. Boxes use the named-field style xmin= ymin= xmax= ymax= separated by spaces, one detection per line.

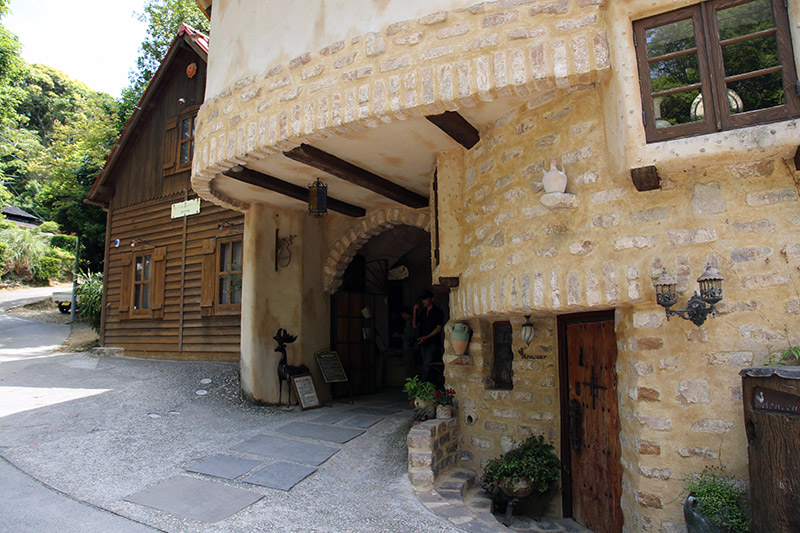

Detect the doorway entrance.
xmin=557 ymin=311 xmax=623 ymax=533
xmin=330 ymin=226 xmax=448 ymax=396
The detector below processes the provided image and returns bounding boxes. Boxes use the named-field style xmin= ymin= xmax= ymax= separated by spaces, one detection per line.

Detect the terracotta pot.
xmin=499 ymin=478 xmax=534 ymax=499
xmin=414 ymin=397 xmax=433 ymax=411
xmin=436 ymin=404 xmax=452 ymax=419
xmin=451 ymin=323 xmax=471 ymax=355
xmin=542 ymin=158 xmax=567 ymax=194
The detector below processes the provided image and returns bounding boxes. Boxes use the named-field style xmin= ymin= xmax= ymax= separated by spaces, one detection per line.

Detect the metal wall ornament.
xmin=308 ymin=178 xmax=328 ymax=217
xmin=654 ymin=265 xmax=723 ymax=327
xmin=521 ymin=316 xmax=535 ymax=346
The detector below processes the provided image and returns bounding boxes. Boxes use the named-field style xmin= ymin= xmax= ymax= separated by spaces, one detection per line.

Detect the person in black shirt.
xmin=413 ymin=290 xmax=444 ymax=387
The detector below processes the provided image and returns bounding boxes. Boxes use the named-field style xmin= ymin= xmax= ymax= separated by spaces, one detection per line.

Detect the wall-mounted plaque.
xmin=315 ymin=351 xmax=348 ymax=384
xmin=290 ymin=374 xmax=321 ymax=411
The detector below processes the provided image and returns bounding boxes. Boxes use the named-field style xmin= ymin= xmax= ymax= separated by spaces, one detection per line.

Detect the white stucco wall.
xmin=206 ymin=0 xmax=471 ymax=97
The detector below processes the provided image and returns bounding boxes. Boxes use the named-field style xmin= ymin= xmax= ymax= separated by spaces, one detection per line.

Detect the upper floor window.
xmin=163 ymin=107 xmax=199 ymax=175
xmin=634 ymin=0 xmax=800 ymax=143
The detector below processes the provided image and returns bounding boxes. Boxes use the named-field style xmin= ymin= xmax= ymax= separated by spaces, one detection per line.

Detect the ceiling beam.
xmin=222 ymin=166 xmax=366 ymax=218
xmin=425 ymin=110 xmax=480 ymax=149
xmin=283 ymin=144 xmax=428 ymax=209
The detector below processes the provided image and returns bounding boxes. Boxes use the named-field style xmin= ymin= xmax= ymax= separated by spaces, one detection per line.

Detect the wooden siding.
xmin=109 ymin=44 xmax=206 ymax=210
xmin=103 ymin=193 xmax=243 ymax=361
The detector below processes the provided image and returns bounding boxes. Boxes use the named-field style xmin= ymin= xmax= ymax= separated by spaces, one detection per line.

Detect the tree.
xmin=119 ymin=0 xmax=209 ymax=127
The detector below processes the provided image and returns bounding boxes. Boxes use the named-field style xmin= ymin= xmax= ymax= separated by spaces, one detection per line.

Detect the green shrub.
xmin=76 ymin=271 xmax=103 ymax=332
xmin=50 ymin=234 xmax=78 ymax=251
xmin=403 ymin=375 xmax=436 ymax=401
xmin=39 ymin=221 xmax=59 ymax=233
xmin=684 ymin=466 xmax=750 ymax=533
xmin=0 ymin=226 xmax=49 ymax=279
xmin=45 ymin=246 xmax=76 ymax=280
xmin=0 ymin=241 xmax=7 ymax=266
xmin=481 ymin=435 xmax=562 ymax=501
xmin=34 ymin=256 xmax=61 ymax=282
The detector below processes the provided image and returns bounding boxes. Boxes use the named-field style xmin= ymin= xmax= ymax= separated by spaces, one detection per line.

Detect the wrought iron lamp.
xmin=308 ymin=178 xmax=328 ymax=217
xmin=520 ymin=316 xmax=535 ymax=346
xmin=654 ymin=265 xmax=723 ymax=327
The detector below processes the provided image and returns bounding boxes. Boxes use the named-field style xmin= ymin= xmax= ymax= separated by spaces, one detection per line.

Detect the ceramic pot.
xmin=414 ymin=397 xmax=434 ymax=411
xmin=542 ymin=158 xmax=567 ymax=194
xmin=451 ymin=323 xmax=471 ymax=355
xmin=498 ymin=478 xmax=534 ymax=499
xmin=436 ymin=404 xmax=452 ymax=419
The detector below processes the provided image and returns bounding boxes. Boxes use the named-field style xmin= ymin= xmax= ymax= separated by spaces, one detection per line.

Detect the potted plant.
xmin=433 ymin=387 xmax=456 ymax=418
xmin=683 ymin=466 xmax=750 ymax=533
xmin=481 ymin=435 xmax=562 ymax=519
xmin=403 ymin=375 xmax=435 ymax=410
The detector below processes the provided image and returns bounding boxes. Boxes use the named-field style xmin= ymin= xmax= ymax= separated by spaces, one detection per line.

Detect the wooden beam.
xmin=438 ymin=276 xmax=459 ymax=288
xmin=223 ymin=166 xmax=366 ymax=218
xmin=283 ymin=144 xmax=428 ymax=208
xmin=425 ymin=111 xmax=480 ymax=149
xmin=630 ymin=165 xmax=661 ymax=192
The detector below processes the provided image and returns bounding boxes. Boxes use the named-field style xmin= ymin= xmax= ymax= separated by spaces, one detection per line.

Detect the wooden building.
xmin=87 ymin=24 xmax=242 ymax=361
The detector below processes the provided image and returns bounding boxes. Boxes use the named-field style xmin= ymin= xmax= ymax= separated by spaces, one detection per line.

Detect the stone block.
xmin=410 ymin=451 xmax=433 ymax=467
xmin=747 ymin=188 xmax=798 ymax=206
xmin=677 ymin=380 xmax=710 ymax=404
xmin=730 ymin=246 xmax=772 ymax=263
xmin=732 ymin=219 xmax=776 ymax=232
xmin=678 ymin=447 xmax=717 ymax=459
xmin=636 ymin=491 xmax=662 ymax=509
xmin=638 ymin=387 xmax=660 ymax=402
xmin=708 ymin=351 xmax=753 ymax=367
xmin=409 ymin=468 xmax=434 ymax=489
xmin=637 ymin=414 xmax=671 ymax=431
xmin=690 ymin=419 xmax=734 ymax=434
xmin=659 ymin=358 xmax=679 ymax=370
xmin=739 ymin=272 xmax=790 ymax=289
xmin=637 ymin=440 xmax=661 ymax=455
xmin=691 ymin=182 xmax=725 ymax=216
xmin=541 ymin=192 xmax=578 ymax=209
xmin=726 ymin=159 xmax=773 ymax=179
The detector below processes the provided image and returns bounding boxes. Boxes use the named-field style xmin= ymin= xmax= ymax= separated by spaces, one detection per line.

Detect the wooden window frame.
xmin=176 ymin=108 xmax=197 ymax=172
xmin=120 ymin=246 xmax=166 ymax=320
xmin=199 ymin=234 xmax=243 ymax=318
xmin=131 ymin=252 xmax=153 ymax=317
xmin=215 ymin=237 xmax=243 ymax=316
xmin=163 ymin=105 xmax=199 ymax=176
xmin=634 ymin=0 xmax=800 ymax=143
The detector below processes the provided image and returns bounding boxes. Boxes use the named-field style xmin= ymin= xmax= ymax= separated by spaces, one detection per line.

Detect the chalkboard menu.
xmin=315 ymin=351 xmax=348 ymax=383
xmin=290 ymin=374 xmax=321 ymax=411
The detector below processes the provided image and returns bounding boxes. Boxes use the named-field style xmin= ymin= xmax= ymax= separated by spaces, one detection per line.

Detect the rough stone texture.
xmin=691 ymin=182 xmax=725 ymax=216
xmin=407 ymin=417 xmax=459 ymax=491
xmin=676 ymin=380 xmax=710 ymax=405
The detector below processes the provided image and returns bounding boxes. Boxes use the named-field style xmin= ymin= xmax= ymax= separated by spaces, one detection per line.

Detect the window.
xmin=162 ymin=107 xmax=198 ymax=175
xmin=133 ymin=254 xmax=152 ymax=311
xmin=492 ymin=321 xmax=514 ymax=390
xmin=634 ymin=0 xmax=799 ymax=142
xmin=217 ymin=239 xmax=242 ymax=307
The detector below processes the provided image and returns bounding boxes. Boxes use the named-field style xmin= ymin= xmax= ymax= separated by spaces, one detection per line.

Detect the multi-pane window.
xmin=217 ymin=239 xmax=242 ymax=307
xmin=133 ymin=254 xmax=152 ymax=311
xmin=178 ymin=114 xmax=196 ymax=167
xmin=492 ymin=321 xmax=514 ymax=390
xmin=634 ymin=0 xmax=799 ymax=142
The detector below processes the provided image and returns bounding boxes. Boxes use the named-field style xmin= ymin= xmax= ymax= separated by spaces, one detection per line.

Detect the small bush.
xmin=39 ymin=221 xmax=59 ymax=233
xmin=684 ymin=466 xmax=750 ymax=533
xmin=34 ymin=256 xmax=61 ymax=282
xmin=50 ymin=234 xmax=78 ymax=251
xmin=0 ymin=226 xmax=49 ymax=278
xmin=46 ymin=247 xmax=76 ymax=280
xmin=76 ymin=271 xmax=103 ymax=332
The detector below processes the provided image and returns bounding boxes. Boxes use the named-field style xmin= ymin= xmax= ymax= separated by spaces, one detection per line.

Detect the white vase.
xmin=542 ymin=158 xmax=567 ymax=194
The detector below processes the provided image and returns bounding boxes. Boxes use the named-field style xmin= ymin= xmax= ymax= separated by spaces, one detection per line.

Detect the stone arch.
xmin=323 ymin=207 xmax=430 ymax=294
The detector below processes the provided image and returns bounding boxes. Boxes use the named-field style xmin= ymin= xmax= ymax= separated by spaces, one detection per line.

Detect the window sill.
xmin=632 ymin=118 xmax=799 ymax=173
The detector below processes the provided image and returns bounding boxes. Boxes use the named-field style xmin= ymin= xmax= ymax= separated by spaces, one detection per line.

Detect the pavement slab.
xmin=277 ymin=421 xmax=365 ymax=444
xmin=341 ymin=414 xmax=384 ymax=428
xmin=242 ymin=461 xmax=317 ymax=491
xmin=124 ymin=476 xmax=263 ymax=523
xmin=310 ymin=412 xmax=352 ymax=425
xmin=232 ymin=434 xmax=339 ymax=466
xmin=186 ymin=454 xmax=263 ymax=480
xmin=345 ymin=406 xmax=399 ymax=416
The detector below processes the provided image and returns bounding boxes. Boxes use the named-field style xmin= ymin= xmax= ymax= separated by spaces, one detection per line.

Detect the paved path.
xmin=0 ymin=283 xmax=72 ymax=311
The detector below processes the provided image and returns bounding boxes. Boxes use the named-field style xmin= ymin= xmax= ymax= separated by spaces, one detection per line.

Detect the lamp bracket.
xmin=664 ymin=292 xmax=717 ymax=327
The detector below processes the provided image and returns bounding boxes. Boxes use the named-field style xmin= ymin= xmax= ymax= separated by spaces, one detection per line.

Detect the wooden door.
xmin=331 ymin=291 xmax=375 ymax=395
xmin=558 ymin=312 xmax=623 ymax=533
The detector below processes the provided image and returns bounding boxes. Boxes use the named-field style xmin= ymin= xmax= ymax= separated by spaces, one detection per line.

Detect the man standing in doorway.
xmin=414 ymin=290 xmax=444 ymax=388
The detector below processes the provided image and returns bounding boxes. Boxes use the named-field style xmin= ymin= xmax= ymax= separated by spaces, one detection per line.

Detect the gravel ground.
xmin=0 ymin=353 xmax=461 ymax=532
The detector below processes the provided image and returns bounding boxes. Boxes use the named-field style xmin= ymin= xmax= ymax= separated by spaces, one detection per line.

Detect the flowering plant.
xmin=433 ymin=387 xmax=456 ymax=406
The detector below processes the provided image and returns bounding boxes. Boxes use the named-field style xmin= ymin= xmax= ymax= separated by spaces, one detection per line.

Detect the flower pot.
xmin=498 ymin=478 xmax=534 ymax=499
xmin=436 ymin=404 xmax=452 ymax=419
xmin=542 ymin=158 xmax=567 ymax=194
xmin=414 ymin=397 xmax=433 ymax=411
xmin=451 ymin=323 xmax=471 ymax=355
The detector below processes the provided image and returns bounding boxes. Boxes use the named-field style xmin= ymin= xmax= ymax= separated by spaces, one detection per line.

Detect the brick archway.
xmin=323 ymin=207 xmax=430 ymax=294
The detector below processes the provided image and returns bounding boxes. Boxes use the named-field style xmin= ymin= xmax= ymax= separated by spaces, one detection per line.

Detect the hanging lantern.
xmin=521 ymin=315 xmax=535 ymax=346
xmin=653 ymin=268 xmax=678 ymax=309
xmin=697 ymin=264 xmax=724 ymax=305
xmin=308 ymin=178 xmax=328 ymax=217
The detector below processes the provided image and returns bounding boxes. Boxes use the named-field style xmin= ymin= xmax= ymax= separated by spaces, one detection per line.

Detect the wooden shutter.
xmin=119 ymin=252 xmax=132 ymax=315
xmin=162 ymin=120 xmax=178 ymax=175
xmin=151 ymin=247 xmax=166 ymax=319
xmin=199 ymin=238 xmax=216 ymax=317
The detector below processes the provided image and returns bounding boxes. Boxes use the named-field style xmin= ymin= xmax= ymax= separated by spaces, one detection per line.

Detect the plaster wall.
xmin=206 ymin=0 xmax=472 ymax=97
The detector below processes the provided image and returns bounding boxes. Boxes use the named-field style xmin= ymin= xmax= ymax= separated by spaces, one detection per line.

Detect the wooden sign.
xmin=171 ymin=197 xmax=201 ymax=218
xmin=290 ymin=374 xmax=321 ymax=411
xmin=315 ymin=351 xmax=348 ymax=383
xmin=752 ymin=386 xmax=800 ymax=416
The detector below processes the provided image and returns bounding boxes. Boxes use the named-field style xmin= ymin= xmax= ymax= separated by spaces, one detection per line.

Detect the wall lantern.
xmin=654 ymin=264 xmax=723 ymax=327
xmin=521 ymin=315 xmax=535 ymax=346
xmin=308 ymin=178 xmax=327 ymax=217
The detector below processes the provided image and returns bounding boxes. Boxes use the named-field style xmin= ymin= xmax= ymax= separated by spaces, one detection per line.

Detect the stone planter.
xmin=435 ymin=404 xmax=452 ymax=419
xmin=451 ymin=323 xmax=471 ymax=355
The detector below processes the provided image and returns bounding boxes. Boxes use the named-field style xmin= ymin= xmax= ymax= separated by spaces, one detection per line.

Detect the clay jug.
xmin=451 ymin=323 xmax=471 ymax=355
xmin=542 ymin=158 xmax=567 ymax=194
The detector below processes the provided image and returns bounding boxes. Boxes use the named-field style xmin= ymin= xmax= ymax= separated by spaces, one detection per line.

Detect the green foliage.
xmin=50 ymin=233 xmax=77 ymax=250
xmin=0 ymin=225 xmax=48 ymax=278
xmin=684 ymin=466 xmax=750 ymax=533
xmin=481 ymin=435 xmax=562 ymax=501
xmin=76 ymin=271 xmax=103 ymax=332
xmin=403 ymin=375 xmax=436 ymax=402
xmin=39 ymin=220 xmax=58 ymax=233
xmin=34 ymin=255 xmax=60 ymax=282
xmin=0 ymin=241 xmax=7 ymax=264
xmin=45 ymin=245 xmax=75 ymax=280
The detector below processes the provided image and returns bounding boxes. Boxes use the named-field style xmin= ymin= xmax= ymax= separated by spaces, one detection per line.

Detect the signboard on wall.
xmin=171 ymin=198 xmax=201 ymax=218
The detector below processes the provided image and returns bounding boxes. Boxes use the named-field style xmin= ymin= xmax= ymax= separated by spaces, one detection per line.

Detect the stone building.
xmin=190 ymin=0 xmax=800 ymax=530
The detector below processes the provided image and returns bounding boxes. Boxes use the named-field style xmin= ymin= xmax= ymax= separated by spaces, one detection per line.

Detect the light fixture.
xmin=654 ymin=264 xmax=723 ymax=327
xmin=308 ymin=178 xmax=327 ymax=217
xmin=521 ymin=315 xmax=535 ymax=346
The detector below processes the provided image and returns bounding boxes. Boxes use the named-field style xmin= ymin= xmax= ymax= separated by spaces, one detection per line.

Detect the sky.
xmin=5 ymin=0 xmax=149 ymax=97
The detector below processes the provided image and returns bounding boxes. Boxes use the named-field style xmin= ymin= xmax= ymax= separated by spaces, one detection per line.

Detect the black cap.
xmin=419 ymin=290 xmax=434 ymax=300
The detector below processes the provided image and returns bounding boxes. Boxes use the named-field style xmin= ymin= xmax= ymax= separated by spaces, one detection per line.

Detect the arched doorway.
xmin=330 ymin=225 xmax=449 ymax=396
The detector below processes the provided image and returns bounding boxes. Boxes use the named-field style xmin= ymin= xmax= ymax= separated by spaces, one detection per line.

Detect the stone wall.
xmin=407 ymin=416 xmax=461 ymax=491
